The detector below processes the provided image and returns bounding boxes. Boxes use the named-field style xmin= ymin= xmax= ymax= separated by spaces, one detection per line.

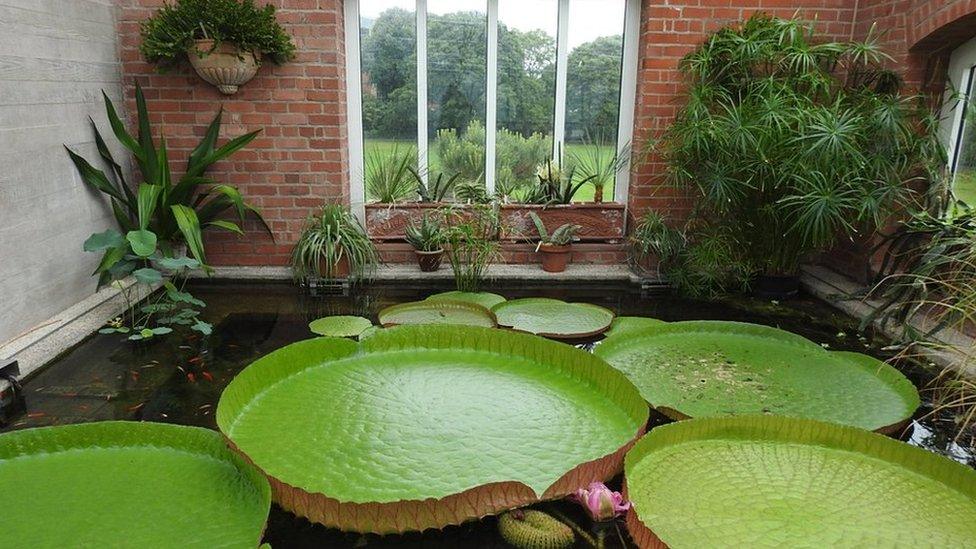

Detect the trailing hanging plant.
xmin=139 ymin=0 xmax=296 ymax=68
xmin=656 ymin=13 xmax=939 ymax=283
xmin=290 ymin=204 xmax=379 ymax=282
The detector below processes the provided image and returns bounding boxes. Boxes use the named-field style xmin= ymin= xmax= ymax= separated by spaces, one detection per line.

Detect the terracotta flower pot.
xmin=414 ymin=249 xmax=444 ymax=272
xmin=318 ymin=254 xmax=350 ymax=279
xmin=539 ymin=243 xmax=572 ymax=273
xmin=187 ymin=39 xmax=261 ymax=95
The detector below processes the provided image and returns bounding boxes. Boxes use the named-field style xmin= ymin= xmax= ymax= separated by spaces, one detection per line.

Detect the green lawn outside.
xmin=363 ymin=138 xmax=616 ymax=202
xmin=954 ymin=170 xmax=976 ymax=206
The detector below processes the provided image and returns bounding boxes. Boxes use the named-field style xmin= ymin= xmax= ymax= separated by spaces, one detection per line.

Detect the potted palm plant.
xmin=291 ymin=205 xmax=378 ymax=282
xmin=139 ymin=0 xmax=296 ymax=94
xmin=530 ymin=212 xmax=580 ymax=273
xmin=405 ymin=214 xmax=445 ymax=272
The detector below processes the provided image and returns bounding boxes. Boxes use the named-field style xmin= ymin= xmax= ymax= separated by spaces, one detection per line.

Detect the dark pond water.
xmin=2 ymin=281 xmax=973 ymax=548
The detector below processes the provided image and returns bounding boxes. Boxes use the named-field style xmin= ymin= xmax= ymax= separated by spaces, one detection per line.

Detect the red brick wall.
xmin=116 ymin=1 xmax=976 ymax=268
xmin=117 ymin=0 xmax=349 ymax=267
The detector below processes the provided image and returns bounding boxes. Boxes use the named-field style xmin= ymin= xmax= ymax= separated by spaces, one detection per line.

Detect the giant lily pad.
xmin=426 ymin=290 xmax=507 ymax=309
xmin=595 ymin=321 xmax=918 ymax=432
xmin=1 ymin=421 xmax=270 ymax=548
xmin=491 ymin=298 xmax=615 ymax=339
xmin=217 ymin=326 xmax=647 ymax=533
xmin=603 ymin=316 xmax=667 ymax=339
xmin=309 ymin=315 xmax=373 ymax=338
xmin=378 ymin=299 xmax=497 ymax=328
xmin=624 ymin=416 xmax=976 ymax=548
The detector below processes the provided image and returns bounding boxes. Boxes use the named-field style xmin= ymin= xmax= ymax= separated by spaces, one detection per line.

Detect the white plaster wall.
xmin=0 ymin=0 xmax=125 ymax=345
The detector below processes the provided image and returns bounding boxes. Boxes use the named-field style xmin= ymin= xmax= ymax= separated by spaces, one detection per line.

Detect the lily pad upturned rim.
xmin=217 ymin=326 xmax=648 ymax=534
xmin=308 ymin=315 xmax=373 ymax=338
xmin=425 ymin=290 xmax=507 ymax=309
xmin=490 ymin=298 xmax=615 ymax=339
xmin=623 ymin=415 xmax=976 ymax=549
xmin=0 ymin=421 xmax=271 ymax=548
xmin=595 ymin=320 xmax=920 ymax=433
xmin=378 ymin=299 xmax=498 ymax=328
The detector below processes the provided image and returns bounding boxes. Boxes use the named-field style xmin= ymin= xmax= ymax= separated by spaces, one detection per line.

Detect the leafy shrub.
xmin=657 ymin=14 xmax=941 ymax=280
xmin=140 ymin=0 xmax=296 ymax=68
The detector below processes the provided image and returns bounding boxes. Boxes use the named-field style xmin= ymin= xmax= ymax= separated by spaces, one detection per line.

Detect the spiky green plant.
xmin=411 ymin=168 xmax=460 ymax=203
xmin=366 ymin=145 xmax=418 ymax=203
xmin=404 ymin=214 xmax=444 ymax=252
xmin=569 ymin=137 xmax=631 ymax=203
xmin=290 ymin=204 xmax=378 ymax=281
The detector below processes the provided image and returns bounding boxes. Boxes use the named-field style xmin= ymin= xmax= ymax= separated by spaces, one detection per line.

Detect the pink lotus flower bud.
xmin=573 ymin=482 xmax=631 ymax=522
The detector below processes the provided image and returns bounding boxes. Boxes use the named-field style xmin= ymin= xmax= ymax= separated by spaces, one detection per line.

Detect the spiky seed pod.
xmin=497 ymin=509 xmax=575 ymax=549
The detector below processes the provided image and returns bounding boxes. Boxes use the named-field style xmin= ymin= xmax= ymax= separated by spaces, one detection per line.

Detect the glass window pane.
xmin=954 ymin=68 xmax=976 ymax=206
xmin=360 ymin=1 xmax=418 ymax=202
xmin=428 ymin=0 xmax=488 ymax=200
xmin=565 ymin=0 xmax=625 ymax=202
xmin=494 ymin=0 xmax=557 ymax=198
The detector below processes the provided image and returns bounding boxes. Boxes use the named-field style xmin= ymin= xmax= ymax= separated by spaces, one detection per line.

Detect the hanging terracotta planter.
xmin=187 ymin=39 xmax=261 ymax=95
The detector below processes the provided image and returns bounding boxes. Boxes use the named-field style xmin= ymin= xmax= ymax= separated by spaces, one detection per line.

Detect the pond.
xmin=2 ymin=281 xmax=973 ymax=547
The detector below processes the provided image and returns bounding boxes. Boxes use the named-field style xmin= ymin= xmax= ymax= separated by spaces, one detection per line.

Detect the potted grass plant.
xmin=530 ymin=212 xmax=580 ymax=273
xmin=291 ymin=205 xmax=378 ymax=282
xmin=405 ymin=214 xmax=445 ymax=272
xmin=139 ymin=0 xmax=296 ymax=94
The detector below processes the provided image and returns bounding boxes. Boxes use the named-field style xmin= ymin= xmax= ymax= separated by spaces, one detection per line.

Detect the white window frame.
xmin=941 ymin=36 xmax=976 ymax=179
xmin=344 ymin=0 xmax=641 ymax=219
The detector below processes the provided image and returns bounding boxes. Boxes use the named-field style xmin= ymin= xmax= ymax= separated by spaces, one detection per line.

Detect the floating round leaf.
xmin=308 ymin=315 xmax=373 ymax=338
xmin=603 ymin=316 xmax=667 ymax=339
xmin=491 ymin=298 xmax=615 ymax=339
xmin=624 ymin=415 xmax=976 ymax=548
xmin=217 ymin=326 xmax=648 ymax=534
xmin=595 ymin=321 xmax=918 ymax=432
xmin=378 ymin=299 xmax=497 ymax=328
xmin=426 ymin=290 xmax=507 ymax=309
xmin=1 ymin=421 xmax=271 ymax=548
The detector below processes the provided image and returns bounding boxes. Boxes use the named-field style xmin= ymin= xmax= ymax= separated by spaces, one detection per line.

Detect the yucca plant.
xmin=65 ymin=83 xmax=269 ymax=277
xmin=365 ymin=145 xmax=417 ymax=203
xmin=569 ymin=137 xmax=631 ymax=203
xmin=290 ymin=204 xmax=378 ymax=282
xmin=524 ymin=150 xmax=596 ymax=205
xmin=657 ymin=13 xmax=936 ymax=282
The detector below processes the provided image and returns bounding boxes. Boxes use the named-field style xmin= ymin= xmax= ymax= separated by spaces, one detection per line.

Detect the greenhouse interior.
xmin=3 ymin=0 xmax=976 ymax=547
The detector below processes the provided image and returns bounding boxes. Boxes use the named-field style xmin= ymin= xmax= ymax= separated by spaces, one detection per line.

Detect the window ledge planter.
xmin=188 ymin=39 xmax=261 ymax=95
xmin=365 ymin=202 xmax=625 ymax=243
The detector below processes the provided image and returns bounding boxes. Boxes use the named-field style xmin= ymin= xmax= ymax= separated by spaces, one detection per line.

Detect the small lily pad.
xmin=309 ymin=315 xmax=373 ymax=338
xmin=491 ymin=298 xmax=614 ymax=339
xmin=426 ymin=291 xmax=507 ymax=309
xmin=625 ymin=416 xmax=976 ymax=548
xmin=379 ymin=300 xmax=497 ymax=328
xmin=1 ymin=421 xmax=271 ymax=548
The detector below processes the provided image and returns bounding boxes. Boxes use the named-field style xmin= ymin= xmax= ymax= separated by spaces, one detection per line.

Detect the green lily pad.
xmin=624 ymin=416 xmax=976 ymax=548
xmin=491 ymin=298 xmax=615 ymax=339
xmin=595 ymin=321 xmax=919 ymax=432
xmin=217 ymin=326 xmax=647 ymax=534
xmin=426 ymin=291 xmax=507 ymax=309
xmin=603 ymin=316 xmax=667 ymax=338
xmin=378 ymin=299 xmax=497 ymax=328
xmin=1 ymin=421 xmax=270 ymax=548
xmin=309 ymin=315 xmax=373 ymax=338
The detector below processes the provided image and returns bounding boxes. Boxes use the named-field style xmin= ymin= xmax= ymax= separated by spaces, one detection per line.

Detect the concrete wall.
xmin=0 ymin=0 xmax=124 ymax=345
